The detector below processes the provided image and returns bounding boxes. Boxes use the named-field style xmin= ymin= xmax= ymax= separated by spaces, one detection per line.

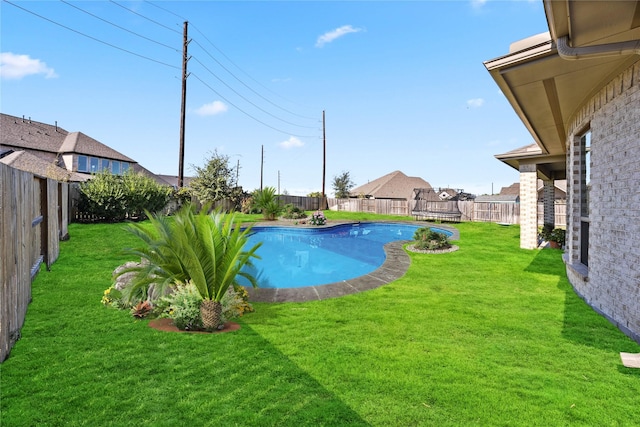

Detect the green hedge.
xmin=78 ymin=171 xmax=172 ymax=222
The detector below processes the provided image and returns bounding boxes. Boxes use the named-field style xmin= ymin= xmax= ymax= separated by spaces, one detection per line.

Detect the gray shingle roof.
xmin=1 ymin=113 xmax=134 ymax=163
xmin=0 ymin=150 xmax=88 ymax=182
xmin=350 ymin=170 xmax=432 ymax=200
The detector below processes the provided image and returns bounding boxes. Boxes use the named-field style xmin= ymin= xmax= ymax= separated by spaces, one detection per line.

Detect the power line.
xmin=143 ymin=0 xmax=185 ymax=21
xmin=108 ymin=0 xmax=181 ymax=35
xmin=144 ymin=0 xmax=318 ymax=119
xmin=7 ymin=0 xmax=321 ymax=138
xmin=191 ymin=72 xmax=318 ymax=139
xmin=3 ymin=0 xmax=180 ymax=70
xmin=191 ymin=56 xmax=316 ymax=130
xmin=60 ymin=0 xmax=180 ymax=53
xmin=191 ymin=38 xmax=317 ymax=121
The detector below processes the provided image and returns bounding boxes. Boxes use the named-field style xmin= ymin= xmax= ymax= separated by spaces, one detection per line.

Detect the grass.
xmin=1 ymin=216 xmax=639 ymax=426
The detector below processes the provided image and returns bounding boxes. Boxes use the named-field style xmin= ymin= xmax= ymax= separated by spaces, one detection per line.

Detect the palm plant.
xmin=252 ymin=186 xmax=282 ymax=220
xmin=121 ymin=203 xmax=262 ymax=330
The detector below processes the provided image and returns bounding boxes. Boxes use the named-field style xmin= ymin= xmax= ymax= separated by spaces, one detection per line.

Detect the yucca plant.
xmin=121 ymin=203 xmax=262 ymax=330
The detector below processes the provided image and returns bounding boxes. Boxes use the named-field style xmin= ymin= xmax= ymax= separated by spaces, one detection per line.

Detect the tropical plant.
xmin=120 ymin=203 xmax=262 ymax=330
xmin=413 ymin=227 xmax=451 ymax=250
xmin=252 ymin=186 xmax=283 ymax=220
xmin=131 ymin=301 xmax=153 ymax=319
xmin=332 ymin=171 xmax=355 ymax=198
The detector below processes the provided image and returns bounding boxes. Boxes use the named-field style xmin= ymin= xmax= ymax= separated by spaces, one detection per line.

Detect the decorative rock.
xmin=112 ymin=261 xmax=141 ymax=291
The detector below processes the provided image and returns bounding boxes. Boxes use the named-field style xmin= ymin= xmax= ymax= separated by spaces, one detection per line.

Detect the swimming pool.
xmin=240 ymin=223 xmax=452 ymax=289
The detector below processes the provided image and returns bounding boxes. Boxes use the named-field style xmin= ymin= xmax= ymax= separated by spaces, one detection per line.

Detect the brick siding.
xmin=566 ymin=61 xmax=640 ymax=343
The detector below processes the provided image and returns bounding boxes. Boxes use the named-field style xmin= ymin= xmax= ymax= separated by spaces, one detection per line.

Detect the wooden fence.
xmin=1 ymin=163 xmax=68 ymax=362
xmin=327 ymin=198 xmax=410 ymax=216
xmin=326 ymin=197 xmax=565 ymax=227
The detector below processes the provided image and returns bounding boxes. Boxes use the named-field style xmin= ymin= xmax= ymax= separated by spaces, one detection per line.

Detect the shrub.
xmin=221 ymin=285 xmax=254 ymax=321
xmin=78 ymin=172 xmax=127 ymax=221
xmin=159 ymin=281 xmax=203 ymax=331
xmin=78 ymin=170 xmax=171 ymax=222
xmin=281 ymin=203 xmax=307 ymax=219
xmin=310 ymin=211 xmax=326 ymax=226
xmin=413 ymin=227 xmax=451 ymax=250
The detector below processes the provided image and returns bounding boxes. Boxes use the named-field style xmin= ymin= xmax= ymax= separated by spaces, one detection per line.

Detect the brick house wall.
xmin=565 ymin=61 xmax=640 ymax=343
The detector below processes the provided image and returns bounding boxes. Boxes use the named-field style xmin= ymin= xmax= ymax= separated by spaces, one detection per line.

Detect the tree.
xmin=189 ymin=150 xmax=238 ymax=207
xmin=121 ymin=203 xmax=261 ymax=330
xmin=332 ymin=171 xmax=355 ymax=198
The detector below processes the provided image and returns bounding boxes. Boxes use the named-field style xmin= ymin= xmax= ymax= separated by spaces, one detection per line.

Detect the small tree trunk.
xmin=200 ymin=299 xmax=223 ymax=330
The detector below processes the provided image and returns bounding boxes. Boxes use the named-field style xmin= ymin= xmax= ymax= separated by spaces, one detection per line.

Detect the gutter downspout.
xmin=556 ymin=35 xmax=640 ymax=60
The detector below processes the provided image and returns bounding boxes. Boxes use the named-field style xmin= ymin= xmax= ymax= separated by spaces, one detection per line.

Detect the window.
xmin=90 ymin=157 xmax=99 ymax=173
xmin=121 ymin=162 xmax=129 ymax=173
xmin=101 ymin=159 xmax=110 ymax=172
xmin=580 ymin=130 xmax=591 ymax=266
xmin=111 ymin=160 xmax=121 ymax=174
xmin=77 ymin=155 xmax=88 ymax=172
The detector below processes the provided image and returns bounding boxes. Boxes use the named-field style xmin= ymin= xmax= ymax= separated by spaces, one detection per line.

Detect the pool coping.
xmin=245 ymin=220 xmax=458 ymax=303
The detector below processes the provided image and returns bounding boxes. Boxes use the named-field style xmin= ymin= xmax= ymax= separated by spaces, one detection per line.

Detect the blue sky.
xmin=1 ymin=0 xmax=547 ymax=196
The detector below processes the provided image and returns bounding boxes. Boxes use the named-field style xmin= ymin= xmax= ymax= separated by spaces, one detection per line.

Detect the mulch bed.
xmin=148 ymin=318 xmax=240 ymax=334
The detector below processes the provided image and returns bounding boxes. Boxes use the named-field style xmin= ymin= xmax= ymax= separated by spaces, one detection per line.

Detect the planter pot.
xmin=549 ymin=240 xmax=561 ymax=249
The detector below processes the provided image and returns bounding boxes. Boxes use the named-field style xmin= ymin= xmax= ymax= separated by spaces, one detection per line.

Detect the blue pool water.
xmin=240 ymin=223 xmax=452 ymax=289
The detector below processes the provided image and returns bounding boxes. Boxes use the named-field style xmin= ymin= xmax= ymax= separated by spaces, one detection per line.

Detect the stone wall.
xmin=566 ymin=61 xmax=640 ymax=343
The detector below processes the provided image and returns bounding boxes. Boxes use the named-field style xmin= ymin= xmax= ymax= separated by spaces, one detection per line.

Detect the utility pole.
xmin=236 ymin=159 xmax=240 ymax=186
xmin=278 ymin=170 xmax=281 ymax=194
xmin=178 ymin=21 xmax=190 ymax=188
xmin=260 ymin=145 xmax=264 ymax=191
xmin=322 ymin=110 xmax=326 ymax=197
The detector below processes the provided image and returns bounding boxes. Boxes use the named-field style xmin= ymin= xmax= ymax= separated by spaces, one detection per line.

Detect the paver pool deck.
xmin=245 ymin=221 xmax=459 ymax=303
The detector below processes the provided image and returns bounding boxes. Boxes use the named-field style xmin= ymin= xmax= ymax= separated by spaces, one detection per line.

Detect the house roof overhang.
xmin=486 ymin=0 xmax=640 ymax=174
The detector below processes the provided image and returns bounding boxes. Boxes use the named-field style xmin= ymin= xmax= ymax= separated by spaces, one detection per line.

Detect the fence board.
xmin=326 ymin=197 xmax=563 ymax=228
xmin=1 ymin=164 xmax=67 ymax=362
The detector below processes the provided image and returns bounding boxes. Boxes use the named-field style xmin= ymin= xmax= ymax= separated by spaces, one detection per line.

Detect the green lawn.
xmin=1 ymin=216 xmax=638 ymax=426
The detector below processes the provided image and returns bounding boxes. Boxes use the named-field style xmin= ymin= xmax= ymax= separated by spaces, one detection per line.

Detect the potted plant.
xmin=549 ymin=228 xmax=566 ymax=249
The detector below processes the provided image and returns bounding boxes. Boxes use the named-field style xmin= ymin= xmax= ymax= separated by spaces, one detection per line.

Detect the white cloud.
xmin=0 ymin=52 xmax=57 ymax=80
xmin=471 ymin=0 xmax=488 ymax=8
xmin=315 ymin=25 xmax=363 ymax=48
xmin=466 ymin=98 xmax=485 ymax=108
xmin=194 ymin=101 xmax=228 ymax=116
xmin=278 ymin=136 xmax=304 ymax=149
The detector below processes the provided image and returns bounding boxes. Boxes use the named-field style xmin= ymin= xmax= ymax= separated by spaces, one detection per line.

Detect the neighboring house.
xmin=350 ymin=170 xmax=431 ymax=201
xmin=0 ymin=149 xmax=86 ymax=182
xmin=485 ymin=1 xmax=640 ymax=342
xmin=499 ymin=180 xmax=566 ymax=202
xmin=0 ymin=113 xmax=168 ymax=185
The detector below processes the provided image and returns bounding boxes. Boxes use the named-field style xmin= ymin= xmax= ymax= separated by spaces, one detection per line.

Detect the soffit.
xmin=486 ymin=1 xmax=640 ymax=158
xmin=546 ymin=0 xmax=640 ymax=45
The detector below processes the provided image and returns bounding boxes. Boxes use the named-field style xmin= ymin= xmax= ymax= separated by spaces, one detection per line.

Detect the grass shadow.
xmin=526 ymin=249 xmax=639 ymax=354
